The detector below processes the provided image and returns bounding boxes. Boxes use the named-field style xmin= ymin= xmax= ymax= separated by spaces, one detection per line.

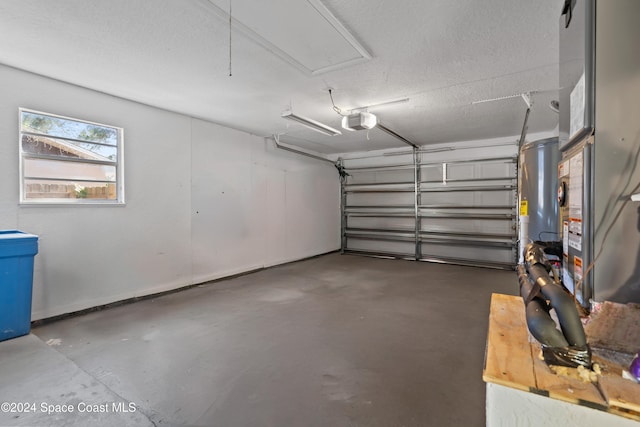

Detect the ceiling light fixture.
xmin=281 ymin=111 xmax=341 ymax=136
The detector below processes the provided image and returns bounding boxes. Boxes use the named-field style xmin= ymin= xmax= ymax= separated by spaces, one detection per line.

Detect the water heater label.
xmin=570 ymin=72 xmax=586 ymax=139
xmin=569 ymin=152 xmax=583 ymax=220
xmin=568 ymin=219 xmax=582 ymax=251
xmin=558 ymin=161 xmax=569 ymax=178
xmin=520 ymin=200 xmax=528 ymax=216
xmin=563 ymin=221 xmax=569 ymax=255
xmin=574 ymin=256 xmax=583 ymax=282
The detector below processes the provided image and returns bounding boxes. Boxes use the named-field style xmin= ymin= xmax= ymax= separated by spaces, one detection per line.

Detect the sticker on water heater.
xmin=574 ymin=256 xmax=583 ymax=282
xmin=568 ymin=219 xmax=582 ymax=251
xmin=570 ymin=73 xmax=586 ymax=139
xmin=558 ymin=161 xmax=569 ymax=178
xmin=563 ymin=221 xmax=569 ymax=255
xmin=568 ymin=219 xmax=582 ymax=234
xmin=569 ymin=153 xmax=583 ymax=220
xmin=568 ymin=232 xmax=582 ymax=251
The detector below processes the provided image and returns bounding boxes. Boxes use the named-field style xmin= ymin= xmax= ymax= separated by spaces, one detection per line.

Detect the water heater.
xmin=520 ymin=137 xmax=560 ymax=244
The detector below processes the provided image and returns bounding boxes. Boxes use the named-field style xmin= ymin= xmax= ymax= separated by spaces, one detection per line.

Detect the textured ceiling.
xmin=0 ymin=0 xmax=561 ymax=154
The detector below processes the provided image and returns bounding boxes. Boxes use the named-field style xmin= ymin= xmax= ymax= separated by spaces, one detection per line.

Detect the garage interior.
xmin=1 ymin=1 xmax=639 ymax=426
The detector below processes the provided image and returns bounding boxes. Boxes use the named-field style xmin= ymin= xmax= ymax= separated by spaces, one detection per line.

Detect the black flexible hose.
xmin=519 ymin=243 xmax=591 ymax=368
xmin=527 ymin=264 xmax=587 ymax=347
xmin=517 ymin=265 xmax=569 ymax=347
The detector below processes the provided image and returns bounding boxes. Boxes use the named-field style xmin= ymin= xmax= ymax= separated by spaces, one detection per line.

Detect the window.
xmin=19 ymin=109 xmax=124 ymax=204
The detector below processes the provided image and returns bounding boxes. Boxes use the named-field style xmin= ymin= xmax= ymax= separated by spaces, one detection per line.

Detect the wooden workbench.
xmin=483 ymin=293 xmax=640 ymax=425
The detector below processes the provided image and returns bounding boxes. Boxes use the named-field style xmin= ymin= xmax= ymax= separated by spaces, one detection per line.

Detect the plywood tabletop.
xmin=483 ymin=293 xmax=640 ymax=422
xmin=483 ymin=293 xmax=536 ymax=391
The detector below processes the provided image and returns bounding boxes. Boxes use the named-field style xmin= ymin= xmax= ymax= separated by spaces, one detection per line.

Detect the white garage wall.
xmin=0 ymin=64 xmax=340 ymax=320
xmin=190 ymin=119 xmax=339 ymax=283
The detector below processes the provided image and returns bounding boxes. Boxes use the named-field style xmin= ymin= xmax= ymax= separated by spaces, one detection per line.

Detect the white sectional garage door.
xmin=340 ymin=143 xmax=518 ymax=269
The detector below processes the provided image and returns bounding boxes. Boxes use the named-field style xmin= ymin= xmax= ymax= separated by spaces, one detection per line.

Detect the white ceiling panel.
xmin=203 ymin=0 xmax=371 ymax=74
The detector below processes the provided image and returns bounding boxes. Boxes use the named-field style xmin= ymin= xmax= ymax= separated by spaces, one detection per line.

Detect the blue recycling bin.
xmin=0 ymin=230 xmax=38 ymax=341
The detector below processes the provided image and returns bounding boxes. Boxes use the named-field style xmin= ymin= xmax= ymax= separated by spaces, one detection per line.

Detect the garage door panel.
xmin=444 ymin=162 xmax=516 ymax=181
xmin=420 ymin=164 xmax=443 ymax=181
xmin=420 ymin=243 xmax=515 ymax=266
xmin=347 ymin=238 xmax=415 ymax=258
xmin=419 ymin=218 xmax=514 ymax=235
xmin=420 ymin=190 xmax=514 ymax=206
xmin=348 ymin=169 xmax=414 ymax=185
xmin=348 ymin=216 xmax=415 ymax=231
xmin=346 ymin=192 xmax=414 ymax=206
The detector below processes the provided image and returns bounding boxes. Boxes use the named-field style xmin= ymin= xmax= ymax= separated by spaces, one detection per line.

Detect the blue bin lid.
xmin=0 ymin=230 xmax=38 ymax=240
xmin=0 ymin=231 xmax=39 ymax=257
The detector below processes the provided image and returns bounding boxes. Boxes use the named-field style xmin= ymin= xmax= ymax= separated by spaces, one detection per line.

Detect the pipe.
xmin=520 ymin=242 xmax=591 ymax=368
xmin=517 ymin=265 xmax=569 ymax=347
xmin=524 ymin=244 xmax=587 ymax=347
xmin=269 ymin=135 xmax=335 ymax=164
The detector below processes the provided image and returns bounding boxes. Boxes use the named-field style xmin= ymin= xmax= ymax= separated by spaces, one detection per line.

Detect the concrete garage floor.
xmin=0 ymin=253 xmax=517 ymax=427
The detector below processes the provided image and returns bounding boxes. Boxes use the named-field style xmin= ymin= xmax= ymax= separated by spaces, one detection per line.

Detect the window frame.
xmin=18 ymin=108 xmax=125 ymax=205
